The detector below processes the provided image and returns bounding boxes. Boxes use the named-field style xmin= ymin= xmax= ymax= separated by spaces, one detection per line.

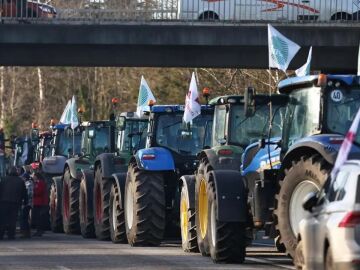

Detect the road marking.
xmin=56 ymin=266 xmax=72 ymax=270
xmin=246 ymin=257 xmax=295 ymax=270
xmin=7 ymin=247 xmax=23 ymax=252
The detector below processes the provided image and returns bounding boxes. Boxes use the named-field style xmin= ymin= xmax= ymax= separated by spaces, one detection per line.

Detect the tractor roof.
xmin=210 ymin=94 xmax=288 ymax=106
xmin=210 ymin=95 xmax=244 ymax=105
xmin=81 ymin=120 xmax=113 ymax=127
xmin=279 ymin=75 xmax=360 ymax=93
xmin=119 ymin=112 xmax=148 ymax=120
xmin=150 ymin=105 xmax=212 ymax=113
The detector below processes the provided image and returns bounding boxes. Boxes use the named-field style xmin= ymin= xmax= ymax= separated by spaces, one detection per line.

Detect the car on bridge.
xmin=0 ymin=0 xmax=56 ymax=18
xmin=178 ymin=0 xmax=360 ymax=21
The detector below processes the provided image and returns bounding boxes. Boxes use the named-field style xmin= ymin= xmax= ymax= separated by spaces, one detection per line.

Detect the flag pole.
xmin=268 ymin=67 xmax=273 ymax=170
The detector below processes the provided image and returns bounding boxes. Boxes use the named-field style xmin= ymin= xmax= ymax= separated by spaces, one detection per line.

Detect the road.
xmin=0 ymin=233 xmax=294 ymax=270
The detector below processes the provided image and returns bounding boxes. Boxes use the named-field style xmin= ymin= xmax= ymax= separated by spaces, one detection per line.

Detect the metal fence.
xmin=1 ymin=0 xmax=360 ymax=23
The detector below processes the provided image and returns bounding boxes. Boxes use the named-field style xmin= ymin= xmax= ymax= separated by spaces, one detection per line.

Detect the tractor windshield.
xmin=55 ymin=129 xmax=82 ymax=157
xmin=282 ymin=87 xmax=321 ymax=150
xmin=90 ymin=127 xmax=110 ymax=155
xmin=229 ymin=103 xmax=286 ymax=147
xmin=118 ymin=120 xmax=148 ymax=152
xmin=155 ymin=113 xmax=213 ymax=156
xmin=326 ymin=87 xmax=360 ymax=143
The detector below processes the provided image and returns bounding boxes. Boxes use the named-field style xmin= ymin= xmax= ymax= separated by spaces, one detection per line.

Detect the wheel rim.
xmin=112 ymin=193 xmax=117 ymax=231
xmin=126 ymin=182 xmax=134 ymax=230
xmin=210 ymin=200 xmax=216 ymax=247
xmin=289 ymin=180 xmax=320 ymax=236
xmin=95 ymin=184 xmax=102 ymax=223
xmin=63 ymin=183 xmax=69 ymax=221
xmin=198 ymin=178 xmax=208 ymax=239
xmin=180 ymin=194 xmax=188 ymax=244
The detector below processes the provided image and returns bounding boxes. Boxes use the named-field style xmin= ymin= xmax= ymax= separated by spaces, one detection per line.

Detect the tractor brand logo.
xmin=258 ymin=156 xmax=281 ymax=171
xmin=271 ymin=36 xmax=289 ymax=67
xmin=138 ymin=85 xmax=149 ymax=106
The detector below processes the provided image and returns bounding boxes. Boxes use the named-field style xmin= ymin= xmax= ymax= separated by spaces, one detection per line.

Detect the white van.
xmin=178 ymin=0 xmax=360 ymax=21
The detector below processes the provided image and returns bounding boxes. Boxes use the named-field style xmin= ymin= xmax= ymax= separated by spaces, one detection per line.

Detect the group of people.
xmin=0 ymin=165 xmax=48 ymax=240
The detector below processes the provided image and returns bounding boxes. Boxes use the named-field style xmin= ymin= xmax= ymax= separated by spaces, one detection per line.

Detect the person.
xmin=0 ymin=166 xmax=28 ymax=240
xmin=31 ymin=172 xmax=47 ymax=236
xmin=20 ymin=172 xmax=33 ymax=238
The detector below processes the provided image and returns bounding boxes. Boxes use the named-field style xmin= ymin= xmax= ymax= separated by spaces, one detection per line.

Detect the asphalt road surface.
xmin=0 ymin=232 xmax=294 ymax=270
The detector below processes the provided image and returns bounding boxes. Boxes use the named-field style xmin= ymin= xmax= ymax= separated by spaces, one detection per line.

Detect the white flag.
xmin=296 ymin=47 xmax=312 ymax=77
xmin=70 ymin=96 xmax=79 ymax=129
xmin=268 ymin=24 xmax=300 ymax=72
xmin=357 ymin=43 xmax=360 ymax=76
xmin=331 ymin=107 xmax=360 ymax=179
xmin=136 ymin=76 xmax=156 ymax=117
xmin=183 ymin=72 xmax=201 ymax=123
xmin=59 ymin=100 xmax=72 ymax=124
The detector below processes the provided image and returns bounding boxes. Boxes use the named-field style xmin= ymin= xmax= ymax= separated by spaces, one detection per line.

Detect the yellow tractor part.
xmin=198 ymin=178 xmax=208 ymax=239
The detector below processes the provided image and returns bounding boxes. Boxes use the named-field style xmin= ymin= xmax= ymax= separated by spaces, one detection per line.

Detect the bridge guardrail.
xmin=0 ymin=0 xmax=360 ymax=24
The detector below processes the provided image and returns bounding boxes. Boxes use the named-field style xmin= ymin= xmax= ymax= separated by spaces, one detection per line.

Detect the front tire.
xmin=49 ymin=177 xmax=63 ymax=233
xmin=109 ymin=183 xmax=126 ymax=243
xmin=274 ymin=155 xmax=330 ymax=257
xmin=62 ymin=168 xmax=80 ymax=234
xmin=125 ymin=163 xmax=165 ymax=246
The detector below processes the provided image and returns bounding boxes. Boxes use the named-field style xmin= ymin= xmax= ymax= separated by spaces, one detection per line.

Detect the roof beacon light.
xmin=78 ymin=107 xmax=84 ymax=114
xmin=148 ymin=99 xmax=156 ymax=107
xmin=112 ymin=97 xmax=119 ymax=104
xmin=318 ymin=74 xmax=327 ymax=87
xmin=32 ymin=122 xmax=38 ymax=129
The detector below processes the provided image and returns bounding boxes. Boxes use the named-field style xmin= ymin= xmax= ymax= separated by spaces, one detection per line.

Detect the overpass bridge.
xmin=0 ymin=0 xmax=359 ymax=71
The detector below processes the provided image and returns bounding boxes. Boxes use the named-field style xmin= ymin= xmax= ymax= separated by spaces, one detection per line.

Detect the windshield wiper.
xmin=163 ymin=120 xmax=182 ymax=129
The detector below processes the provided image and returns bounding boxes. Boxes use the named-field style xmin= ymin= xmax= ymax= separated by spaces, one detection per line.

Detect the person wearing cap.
xmin=0 ymin=166 xmax=28 ymax=239
xmin=20 ymin=172 xmax=33 ymax=238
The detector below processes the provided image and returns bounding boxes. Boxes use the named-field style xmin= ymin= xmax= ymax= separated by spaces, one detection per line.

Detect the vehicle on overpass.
xmin=178 ymin=0 xmax=360 ymax=21
xmin=124 ymin=103 xmax=213 ymax=246
xmin=295 ymin=160 xmax=360 ymax=270
xmin=0 ymin=0 xmax=56 ymax=18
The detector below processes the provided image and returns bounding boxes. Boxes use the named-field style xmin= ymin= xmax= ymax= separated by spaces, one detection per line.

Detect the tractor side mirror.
xmin=244 ymin=87 xmax=256 ymax=117
xmin=88 ymin=129 xmax=95 ymax=139
xmin=303 ymin=192 xmax=318 ymax=213
xmin=117 ymin=116 xmax=126 ymax=131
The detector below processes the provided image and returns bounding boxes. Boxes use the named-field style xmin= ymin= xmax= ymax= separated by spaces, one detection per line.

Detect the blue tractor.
xmin=123 ymin=104 xmax=213 ymax=246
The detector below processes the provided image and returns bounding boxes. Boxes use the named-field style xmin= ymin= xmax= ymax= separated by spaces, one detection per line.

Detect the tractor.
xmin=79 ymin=112 xmax=148 ymax=241
xmin=180 ymin=93 xmax=288 ymax=263
xmin=122 ymin=104 xmax=213 ymax=246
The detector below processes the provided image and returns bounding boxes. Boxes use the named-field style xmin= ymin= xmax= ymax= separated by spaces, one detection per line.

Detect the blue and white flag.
xmin=296 ymin=47 xmax=312 ymax=77
xmin=70 ymin=96 xmax=79 ymax=129
xmin=268 ymin=24 xmax=300 ymax=72
xmin=59 ymin=100 xmax=72 ymax=124
xmin=136 ymin=76 xmax=156 ymax=117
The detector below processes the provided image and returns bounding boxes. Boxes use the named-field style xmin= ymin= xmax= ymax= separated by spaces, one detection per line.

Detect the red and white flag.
xmin=331 ymin=107 xmax=360 ymax=179
xmin=183 ymin=72 xmax=201 ymax=123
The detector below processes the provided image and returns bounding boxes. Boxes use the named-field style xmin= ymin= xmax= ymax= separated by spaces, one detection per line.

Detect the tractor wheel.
xmin=125 ymin=163 xmax=165 ymax=246
xmin=62 ymin=168 xmax=80 ymax=234
xmin=274 ymin=155 xmax=330 ymax=257
xmin=180 ymin=183 xmax=198 ymax=253
xmin=294 ymin=239 xmax=305 ymax=270
xmin=109 ymin=183 xmax=126 ymax=243
xmin=49 ymin=178 xmax=63 ymax=233
xmin=195 ymin=159 xmax=211 ymax=256
xmin=79 ymin=177 xmax=95 ymax=238
xmin=207 ymin=178 xmax=246 ymax=263
xmin=93 ymin=166 xmax=111 ymax=240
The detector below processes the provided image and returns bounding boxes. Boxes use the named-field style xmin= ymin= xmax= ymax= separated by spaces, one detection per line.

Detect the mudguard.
xmin=199 ymin=146 xmax=243 ymax=171
xmin=208 ymin=170 xmax=248 ymax=222
xmin=65 ymin=158 xmax=80 ymax=180
xmin=134 ymin=147 xmax=175 ymax=171
xmin=179 ymin=175 xmax=196 ymax=209
xmin=42 ymin=155 xmax=67 ymax=175
xmin=112 ymin=172 xmax=127 ymax=208
xmin=96 ymin=153 xmax=117 ymax=179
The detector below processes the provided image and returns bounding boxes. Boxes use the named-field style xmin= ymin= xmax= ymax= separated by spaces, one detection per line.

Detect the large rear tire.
xmin=274 ymin=155 xmax=330 ymax=257
xmin=180 ymin=183 xmax=198 ymax=253
xmin=109 ymin=183 xmax=126 ymax=243
xmin=207 ymin=177 xmax=246 ymax=263
xmin=62 ymin=168 xmax=80 ymax=234
xmin=93 ymin=166 xmax=111 ymax=240
xmin=125 ymin=163 xmax=165 ymax=246
xmin=49 ymin=178 xmax=63 ymax=233
xmin=79 ymin=177 xmax=95 ymax=238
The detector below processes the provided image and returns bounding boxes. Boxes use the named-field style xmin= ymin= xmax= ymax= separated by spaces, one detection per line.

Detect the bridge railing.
xmin=1 ymin=0 xmax=360 ymax=23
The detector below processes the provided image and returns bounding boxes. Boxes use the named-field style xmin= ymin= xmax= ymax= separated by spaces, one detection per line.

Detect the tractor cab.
xmin=32 ymin=131 xmax=53 ymax=164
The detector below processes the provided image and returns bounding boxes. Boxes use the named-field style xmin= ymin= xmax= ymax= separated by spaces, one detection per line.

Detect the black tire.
xmin=275 ymin=235 xmax=286 ymax=253
xmin=79 ymin=177 xmax=95 ymax=238
xmin=195 ymin=159 xmax=211 ymax=256
xmin=199 ymin=11 xmax=219 ymax=21
xmin=294 ymin=239 xmax=305 ymax=270
xmin=49 ymin=178 xmax=63 ymax=233
xmin=93 ymin=166 xmax=111 ymax=240
xmin=274 ymin=155 xmax=330 ymax=257
xmin=62 ymin=168 xmax=80 ymax=234
xmin=325 ymin=246 xmax=334 ymax=270
xmin=125 ymin=163 xmax=165 ymax=246
xmin=207 ymin=178 xmax=246 ymax=263
xmin=180 ymin=183 xmax=198 ymax=253
xmin=109 ymin=183 xmax=126 ymax=243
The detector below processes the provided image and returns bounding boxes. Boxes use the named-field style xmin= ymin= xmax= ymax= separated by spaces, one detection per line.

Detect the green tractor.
xmin=79 ymin=112 xmax=148 ymax=241
xmin=179 ymin=92 xmax=288 ymax=262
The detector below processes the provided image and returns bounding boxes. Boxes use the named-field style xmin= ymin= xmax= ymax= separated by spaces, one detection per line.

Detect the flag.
xmin=357 ymin=43 xmax=360 ymax=76
xmin=183 ymin=72 xmax=201 ymax=123
xmin=296 ymin=47 xmax=312 ymax=77
xmin=70 ymin=96 xmax=79 ymax=129
xmin=331 ymin=107 xmax=360 ymax=179
xmin=59 ymin=100 xmax=72 ymax=124
xmin=268 ymin=24 xmax=300 ymax=72
xmin=136 ymin=76 xmax=156 ymax=117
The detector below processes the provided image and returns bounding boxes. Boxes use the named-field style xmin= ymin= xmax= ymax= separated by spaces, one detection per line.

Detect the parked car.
xmin=0 ymin=0 xmax=56 ymax=18
xmin=295 ymin=160 xmax=360 ymax=270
